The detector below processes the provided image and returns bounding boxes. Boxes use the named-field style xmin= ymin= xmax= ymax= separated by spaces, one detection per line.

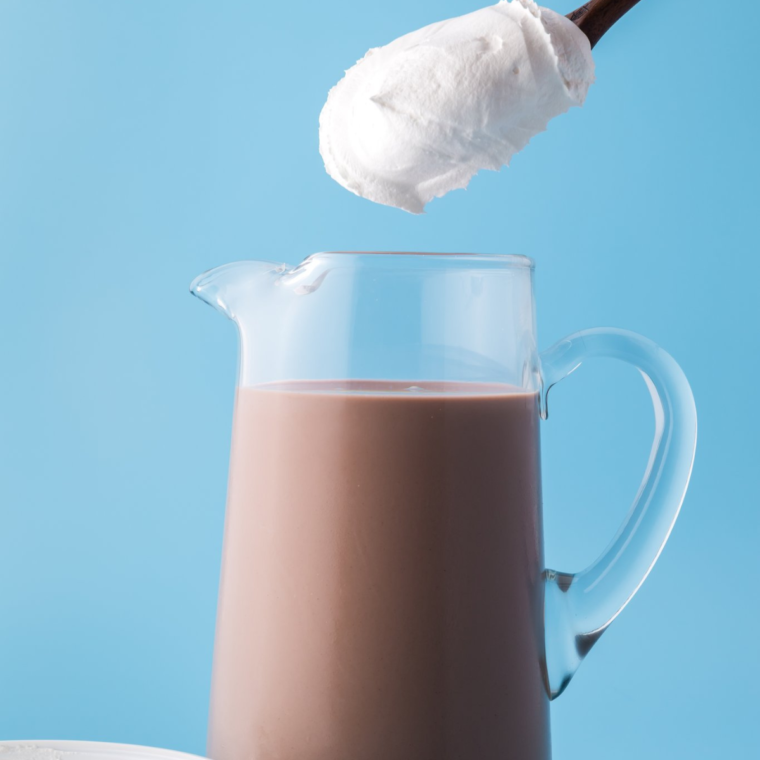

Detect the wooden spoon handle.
xmin=567 ymin=0 xmax=643 ymax=49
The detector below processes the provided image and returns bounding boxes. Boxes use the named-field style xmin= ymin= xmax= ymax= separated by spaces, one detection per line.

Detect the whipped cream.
xmin=319 ymin=0 xmax=595 ymax=213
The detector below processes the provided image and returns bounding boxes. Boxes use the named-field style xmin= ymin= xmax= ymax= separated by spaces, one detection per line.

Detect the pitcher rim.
xmin=312 ymin=251 xmax=534 ymax=269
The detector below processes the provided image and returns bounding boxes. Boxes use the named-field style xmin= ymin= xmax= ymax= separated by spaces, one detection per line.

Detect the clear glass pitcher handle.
xmin=540 ymin=328 xmax=697 ymax=699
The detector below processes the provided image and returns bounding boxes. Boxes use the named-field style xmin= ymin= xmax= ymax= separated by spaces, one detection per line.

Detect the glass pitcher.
xmin=191 ymin=252 xmax=696 ymax=760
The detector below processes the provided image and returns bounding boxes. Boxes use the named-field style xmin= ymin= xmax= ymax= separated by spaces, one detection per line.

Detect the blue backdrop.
xmin=1 ymin=1 xmax=757 ymax=757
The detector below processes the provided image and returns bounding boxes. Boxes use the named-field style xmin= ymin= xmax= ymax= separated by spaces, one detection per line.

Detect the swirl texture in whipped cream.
xmin=319 ymin=0 xmax=595 ymax=213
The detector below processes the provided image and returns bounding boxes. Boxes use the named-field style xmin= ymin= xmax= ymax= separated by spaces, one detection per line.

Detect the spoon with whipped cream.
xmin=319 ymin=0 xmax=645 ymax=213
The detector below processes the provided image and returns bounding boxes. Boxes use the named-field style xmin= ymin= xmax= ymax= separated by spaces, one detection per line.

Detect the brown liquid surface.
xmin=208 ymin=381 xmax=550 ymax=760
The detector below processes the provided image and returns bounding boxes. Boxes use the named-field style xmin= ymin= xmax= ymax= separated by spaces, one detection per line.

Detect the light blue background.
xmin=0 ymin=0 xmax=757 ymax=757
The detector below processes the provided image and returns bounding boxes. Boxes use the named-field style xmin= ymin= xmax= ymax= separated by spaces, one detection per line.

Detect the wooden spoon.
xmin=567 ymin=0 xmax=643 ymax=48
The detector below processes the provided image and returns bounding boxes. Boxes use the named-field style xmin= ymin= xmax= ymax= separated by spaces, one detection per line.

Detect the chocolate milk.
xmin=208 ymin=381 xmax=549 ymax=760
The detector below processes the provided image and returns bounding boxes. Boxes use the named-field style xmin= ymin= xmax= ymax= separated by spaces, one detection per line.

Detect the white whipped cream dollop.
xmin=319 ymin=0 xmax=595 ymax=213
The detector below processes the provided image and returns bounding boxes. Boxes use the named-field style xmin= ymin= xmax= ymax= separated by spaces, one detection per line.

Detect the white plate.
xmin=0 ymin=742 xmax=208 ymax=760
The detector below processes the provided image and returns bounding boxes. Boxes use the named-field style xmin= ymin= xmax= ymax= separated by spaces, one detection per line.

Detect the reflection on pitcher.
xmin=192 ymin=252 xmax=696 ymax=760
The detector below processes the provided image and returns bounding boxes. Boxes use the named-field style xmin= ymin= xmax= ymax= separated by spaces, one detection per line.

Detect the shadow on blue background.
xmin=0 ymin=1 xmax=757 ymax=757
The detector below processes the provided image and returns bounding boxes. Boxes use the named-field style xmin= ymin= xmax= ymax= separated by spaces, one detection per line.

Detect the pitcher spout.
xmin=190 ymin=260 xmax=287 ymax=320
